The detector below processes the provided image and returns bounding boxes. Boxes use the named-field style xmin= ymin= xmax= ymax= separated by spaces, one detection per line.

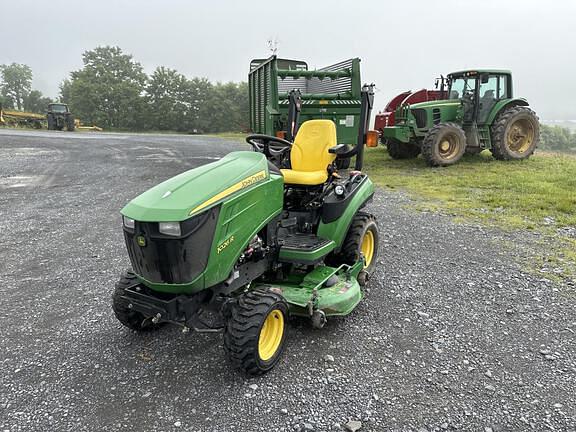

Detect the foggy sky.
xmin=1 ymin=0 xmax=574 ymax=120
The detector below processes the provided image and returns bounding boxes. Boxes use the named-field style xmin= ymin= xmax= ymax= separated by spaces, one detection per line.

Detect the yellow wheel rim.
xmin=437 ymin=133 xmax=461 ymax=160
xmin=258 ymin=309 xmax=284 ymax=361
xmin=361 ymin=230 xmax=375 ymax=268
xmin=507 ymin=118 xmax=535 ymax=154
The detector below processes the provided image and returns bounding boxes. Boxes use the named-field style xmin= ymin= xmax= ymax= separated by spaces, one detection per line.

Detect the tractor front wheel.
xmin=422 ymin=123 xmax=466 ymax=167
xmin=490 ymin=106 xmax=539 ymax=160
xmin=224 ymin=289 xmax=288 ymax=375
xmin=387 ymin=138 xmax=421 ymax=159
xmin=112 ymin=270 xmax=162 ymax=332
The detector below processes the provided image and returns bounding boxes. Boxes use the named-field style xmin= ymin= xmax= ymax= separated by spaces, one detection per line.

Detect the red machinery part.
xmin=374 ymin=89 xmax=445 ymax=133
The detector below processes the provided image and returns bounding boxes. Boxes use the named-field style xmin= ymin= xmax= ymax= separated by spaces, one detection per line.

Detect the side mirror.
xmin=481 ymin=74 xmax=489 ymax=84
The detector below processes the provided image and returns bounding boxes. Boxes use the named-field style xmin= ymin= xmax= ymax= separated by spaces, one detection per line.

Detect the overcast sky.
xmin=1 ymin=0 xmax=574 ymax=120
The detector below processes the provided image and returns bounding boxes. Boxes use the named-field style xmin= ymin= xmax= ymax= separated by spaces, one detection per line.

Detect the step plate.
xmin=278 ymin=233 xmax=335 ymax=263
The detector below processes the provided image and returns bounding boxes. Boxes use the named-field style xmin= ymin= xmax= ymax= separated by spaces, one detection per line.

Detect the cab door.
xmin=477 ymin=74 xmax=509 ymax=124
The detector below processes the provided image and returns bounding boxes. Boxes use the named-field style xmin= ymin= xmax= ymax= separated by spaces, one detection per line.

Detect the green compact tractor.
xmin=382 ymin=70 xmax=539 ymax=166
xmin=112 ymin=85 xmax=379 ymax=375
xmin=46 ymin=103 xmax=75 ymax=131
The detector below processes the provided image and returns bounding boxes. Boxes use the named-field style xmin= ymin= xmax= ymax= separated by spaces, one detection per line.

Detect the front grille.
xmin=124 ymin=207 xmax=220 ymax=284
xmin=432 ymin=108 xmax=441 ymax=125
xmin=411 ymin=108 xmax=427 ymax=128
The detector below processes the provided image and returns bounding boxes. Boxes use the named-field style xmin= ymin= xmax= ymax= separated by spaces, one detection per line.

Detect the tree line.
xmin=1 ymin=46 xmax=248 ymax=133
xmin=539 ymin=124 xmax=576 ymax=153
xmin=2 ymin=47 xmax=576 ymax=148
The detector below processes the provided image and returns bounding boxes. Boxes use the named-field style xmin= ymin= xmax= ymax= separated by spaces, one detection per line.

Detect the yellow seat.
xmin=280 ymin=120 xmax=337 ymax=186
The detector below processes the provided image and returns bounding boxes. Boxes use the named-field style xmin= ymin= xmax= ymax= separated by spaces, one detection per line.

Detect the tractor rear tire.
xmin=112 ymin=269 xmax=162 ymax=332
xmin=387 ymin=139 xmax=420 ymax=159
xmin=66 ymin=116 xmax=75 ymax=132
xmin=490 ymin=106 xmax=539 ymax=160
xmin=47 ymin=115 xmax=55 ymax=130
xmin=335 ymin=212 xmax=379 ymax=274
xmin=422 ymin=122 xmax=466 ymax=167
xmin=224 ymin=289 xmax=289 ymax=375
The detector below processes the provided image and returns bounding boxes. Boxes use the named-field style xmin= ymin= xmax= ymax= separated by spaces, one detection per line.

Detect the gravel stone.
xmin=0 ymin=130 xmax=574 ymax=432
xmin=344 ymin=420 xmax=362 ymax=431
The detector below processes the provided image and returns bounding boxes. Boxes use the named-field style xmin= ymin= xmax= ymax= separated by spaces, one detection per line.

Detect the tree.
xmin=67 ymin=46 xmax=147 ymax=129
xmin=146 ymin=67 xmax=190 ymax=131
xmin=202 ymin=82 xmax=249 ymax=133
xmin=59 ymin=79 xmax=72 ymax=104
xmin=22 ymin=90 xmax=53 ymax=113
xmin=182 ymin=77 xmax=213 ymax=133
xmin=0 ymin=63 xmax=33 ymax=110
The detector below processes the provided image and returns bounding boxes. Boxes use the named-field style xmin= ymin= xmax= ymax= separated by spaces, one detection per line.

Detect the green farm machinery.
xmin=112 ymin=85 xmax=380 ymax=375
xmin=249 ymin=56 xmax=365 ymax=169
xmin=47 ymin=103 xmax=75 ymax=131
xmin=382 ymin=70 xmax=540 ymax=166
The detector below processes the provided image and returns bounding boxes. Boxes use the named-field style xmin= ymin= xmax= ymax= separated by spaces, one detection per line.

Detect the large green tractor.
xmin=383 ymin=70 xmax=540 ymax=166
xmin=112 ymin=86 xmax=380 ymax=375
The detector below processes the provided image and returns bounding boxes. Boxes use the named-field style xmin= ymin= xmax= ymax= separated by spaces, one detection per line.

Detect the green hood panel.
xmin=408 ymin=100 xmax=460 ymax=109
xmin=121 ymin=151 xmax=270 ymax=222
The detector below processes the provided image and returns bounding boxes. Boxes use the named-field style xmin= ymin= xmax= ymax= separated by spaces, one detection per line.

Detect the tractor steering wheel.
xmin=246 ymin=134 xmax=292 ymax=157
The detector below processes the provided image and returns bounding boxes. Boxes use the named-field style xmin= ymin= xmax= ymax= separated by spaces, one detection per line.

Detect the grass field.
xmin=363 ymin=148 xmax=576 ymax=280
xmin=363 ymin=148 xmax=576 ymax=229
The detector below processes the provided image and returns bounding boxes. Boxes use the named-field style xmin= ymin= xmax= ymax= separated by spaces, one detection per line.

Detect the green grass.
xmin=363 ymin=148 xmax=576 ymax=281
xmin=364 ymin=148 xmax=576 ymax=230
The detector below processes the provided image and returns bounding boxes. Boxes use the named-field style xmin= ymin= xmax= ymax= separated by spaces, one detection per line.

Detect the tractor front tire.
xmin=387 ymin=139 xmax=420 ymax=159
xmin=422 ymin=122 xmax=466 ymax=167
xmin=112 ymin=270 xmax=162 ymax=332
xmin=338 ymin=212 xmax=379 ymax=274
xmin=490 ymin=106 xmax=539 ymax=160
xmin=224 ymin=289 xmax=288 ymax=375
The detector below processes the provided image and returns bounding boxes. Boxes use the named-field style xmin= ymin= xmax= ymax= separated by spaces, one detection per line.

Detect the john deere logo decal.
xmin=188 ymin=170 xmax=268 ymax=216
xmin=137 ymin=236 xmax=146 ymax=247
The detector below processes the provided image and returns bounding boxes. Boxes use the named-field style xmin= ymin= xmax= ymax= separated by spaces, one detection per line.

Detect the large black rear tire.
xmin=387 ymin=138 xmax=420 ymax=159
xmin=490 ymin=106 xmax=539 ymax=160
xmin=47 ymin=114 xmax=55 ymax=130
xmin=224 ymin=289 xmax=288 ymax=375
xmin=422 ymin=122 xmax=466 ymax=167
xmin=329 ymin=212 xmax=379 ymax=275
xmin=112 ymin=270 xmax=162 ymax=332
xmin=66 ymin=115 xmax=75 ymax=132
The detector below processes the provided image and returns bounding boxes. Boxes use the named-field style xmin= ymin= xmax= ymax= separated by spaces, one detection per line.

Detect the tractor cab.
xmin=47 ymin=103 xmax=70 ymax=113
xmin=447 ymin=70 xmax=512 ymax=125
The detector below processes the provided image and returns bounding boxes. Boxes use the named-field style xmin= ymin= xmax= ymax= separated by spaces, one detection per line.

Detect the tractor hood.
xmin=121 ymin=151 xmax=270 ymax=222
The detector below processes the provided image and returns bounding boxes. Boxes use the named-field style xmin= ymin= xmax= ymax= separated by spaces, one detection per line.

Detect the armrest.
xmin=329 ymin=144 xmax=351 ymax=155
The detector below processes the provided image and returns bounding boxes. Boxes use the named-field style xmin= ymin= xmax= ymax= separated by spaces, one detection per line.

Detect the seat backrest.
xmin=290 ymin=120 xmax=337 ymax=172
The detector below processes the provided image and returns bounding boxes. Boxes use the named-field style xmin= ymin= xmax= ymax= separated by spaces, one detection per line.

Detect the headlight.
xmin=123 ymin=216 xmax=135 ymax=229
xmin=159 ymin=222 xmax=181 ymax=237
xmin=334 ymin=185 xmax=346 ymax=197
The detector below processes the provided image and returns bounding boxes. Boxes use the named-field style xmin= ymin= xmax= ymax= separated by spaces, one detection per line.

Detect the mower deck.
xmin=258 ymin=261 xmax=364 ymax=317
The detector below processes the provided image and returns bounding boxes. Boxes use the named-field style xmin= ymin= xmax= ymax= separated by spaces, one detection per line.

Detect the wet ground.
xmin=1 ymin=129 xmax=574 ymax=431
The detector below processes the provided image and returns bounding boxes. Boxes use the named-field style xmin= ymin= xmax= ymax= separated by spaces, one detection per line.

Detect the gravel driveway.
xmin=0 ymin=129 xmax=574 ymax=432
